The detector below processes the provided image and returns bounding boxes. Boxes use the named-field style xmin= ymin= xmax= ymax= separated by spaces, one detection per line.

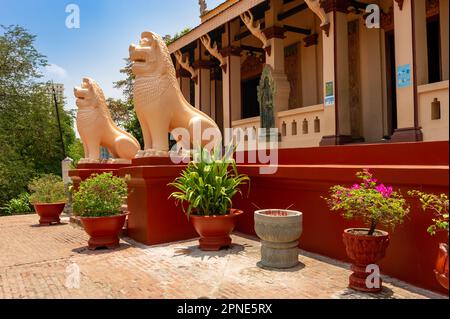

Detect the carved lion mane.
xmin=129 ymin=31 xmax=221 ymax=155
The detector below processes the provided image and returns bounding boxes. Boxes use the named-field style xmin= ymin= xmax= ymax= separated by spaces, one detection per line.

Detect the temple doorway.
xmin=241 ymin=77 xmax=260 ymax=119
xmin=385 ymin=30 xmax=397 ymax=136
xmin=240 ymin=55 xmax=264 ymax=119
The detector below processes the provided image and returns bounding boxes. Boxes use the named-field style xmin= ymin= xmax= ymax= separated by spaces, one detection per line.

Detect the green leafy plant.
xmin=168 ymin=148 xmax=249 ymax=218
xmin=72 ymin=173 xmax=128 ymax=217
xmin=323 ymin=169 xmax=410 ymax=236
xmin=408 ymin=190 xmax=449 ymax=236
xmin=28 ymin=174 xmax=66 ymax=204
xmin=2 ymin=193 xmax=32 ymax=215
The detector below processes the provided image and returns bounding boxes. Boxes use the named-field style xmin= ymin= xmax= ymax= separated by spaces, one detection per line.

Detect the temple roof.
xmin=168 ymin=0 xmax=265 ymax=54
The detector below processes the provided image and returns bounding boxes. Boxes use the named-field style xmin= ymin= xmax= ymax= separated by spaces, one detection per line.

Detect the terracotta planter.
xmin=342 ymin=228 xmax=390 ymax=293
xmin=80 ymin=213 xmax=128 ymax=250
xmin=190 ymin=209 xmax=243 ymax=251
xmin=434 ymin=243 xmax=449 ymax=290
xmin=33 ymin=202 xmax=66 ymax=225
xmin=254 ymin=209 xmax=303 ymax=269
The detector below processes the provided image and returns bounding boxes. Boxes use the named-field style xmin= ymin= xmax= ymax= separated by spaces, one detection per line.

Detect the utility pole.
xmin=51 ymin=81 xmax=66 ymax=158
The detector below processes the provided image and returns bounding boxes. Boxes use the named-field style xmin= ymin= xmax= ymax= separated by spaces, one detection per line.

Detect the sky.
xmin=0 ymin=0 xmax=224 ymax=113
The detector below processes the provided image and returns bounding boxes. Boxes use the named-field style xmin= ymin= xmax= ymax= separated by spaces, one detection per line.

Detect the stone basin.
xmin=254 ymin=209 xmax=303 ymax=269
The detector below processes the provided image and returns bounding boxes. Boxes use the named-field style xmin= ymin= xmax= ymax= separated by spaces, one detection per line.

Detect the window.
xmin=427 ymin=16 xmax=442 ymax=83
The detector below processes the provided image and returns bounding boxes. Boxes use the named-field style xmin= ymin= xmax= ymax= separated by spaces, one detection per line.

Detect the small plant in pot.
xmin=72 ymin=172 xmax=128 ymax=250
xmin=168 ymin=148 xmax=249 ymax=251
xmin=408 ymin=190 xmax=448 ymax=290
xmin=323 ymin=169 xmax=409 ymax=293
xmin=29 ymin=174 xmax=67 ymax=225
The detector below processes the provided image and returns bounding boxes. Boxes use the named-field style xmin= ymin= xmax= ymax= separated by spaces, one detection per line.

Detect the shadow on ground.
xmin=333 ymin=287 xmax=395 ymax=299
xmin=29 ymin=222 xmax=69 ymax=227
xmin=173 ymin=243 xmax=250 ymax=260
xmin=72 ymin=243 xmax=132 ymax=255
xmin=256 ymin=261 xmax=306 ymax=272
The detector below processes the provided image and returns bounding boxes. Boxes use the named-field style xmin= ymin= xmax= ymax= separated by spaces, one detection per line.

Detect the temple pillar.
xmin=193 ymin=60 xmax=213 ymax=115
xmin=221 ymin=47 xmax=242 ymax=128
xmin=302 ymin=34 xmax=320 ymax=107
xmin=319 ymin=1 xmax=352 ymax=146
xmin=390 ymin=0 xmax=424 ymax=142
xmin=264 ymin=0 xmax=290 ymax=124
xmin=210 ymin=69 xmax=220 ymax=121
xmin=176 ymin=68 xmax=191 ymax=103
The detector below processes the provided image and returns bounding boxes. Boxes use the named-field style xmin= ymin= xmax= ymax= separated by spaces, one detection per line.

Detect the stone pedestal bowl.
xmin=254 ymin=209 xmax=303 ymax=269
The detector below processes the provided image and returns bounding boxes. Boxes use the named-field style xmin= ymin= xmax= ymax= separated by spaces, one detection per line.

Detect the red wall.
xmin=233 ymin=141 xmax=449 ymax=294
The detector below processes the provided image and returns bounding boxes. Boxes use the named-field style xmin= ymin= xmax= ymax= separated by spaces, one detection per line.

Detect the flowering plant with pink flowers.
xmin=323 ymin=169 xmax=410 ymax=235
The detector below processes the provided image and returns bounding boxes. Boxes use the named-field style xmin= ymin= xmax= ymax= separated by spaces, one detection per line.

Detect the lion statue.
xmin=129 ymin=31 xmax=221 ymax=157
xmin=74 ymin=77 xmax=141 ymax=162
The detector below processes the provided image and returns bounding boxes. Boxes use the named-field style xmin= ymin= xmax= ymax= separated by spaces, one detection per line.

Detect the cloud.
xmin=44 ymin=63 xmax=68 ymax=79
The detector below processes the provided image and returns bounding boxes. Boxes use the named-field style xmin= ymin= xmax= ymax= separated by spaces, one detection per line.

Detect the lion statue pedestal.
xmin=118 ymin=31 xmax=224 ymax=245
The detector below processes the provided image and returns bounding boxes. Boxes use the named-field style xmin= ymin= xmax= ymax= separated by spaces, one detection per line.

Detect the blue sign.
xmin=397 ymin=64 xmax=412 ymax=88
xmin=325 ymin=96 xmax=335 ymax=106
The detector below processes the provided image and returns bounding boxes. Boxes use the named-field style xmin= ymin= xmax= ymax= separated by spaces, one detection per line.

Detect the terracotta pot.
xmin=33 ymin=202 xmax=66 ymax=225
xmin=342 ymin=228 xmax=390 ymax=293
xmin=190 ymin=209 xmax=243 ymax=251
xmin=254 ymin=209 xmax=303 ymax=268
xmin=434 ymin=243 xmax=449 ymax=290
xmin=80 ymin=213 xmax=128 ymax=250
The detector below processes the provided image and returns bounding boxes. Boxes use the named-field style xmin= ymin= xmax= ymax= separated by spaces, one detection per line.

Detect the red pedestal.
xmin=69 ymin=163 xmax=131 ymax=190
xmin=118 ymin=158 xmax=197 ymax=245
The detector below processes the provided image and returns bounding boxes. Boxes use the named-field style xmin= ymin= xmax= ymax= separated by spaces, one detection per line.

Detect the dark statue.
xmin=257 ymin=65 xmax=280 ymax=142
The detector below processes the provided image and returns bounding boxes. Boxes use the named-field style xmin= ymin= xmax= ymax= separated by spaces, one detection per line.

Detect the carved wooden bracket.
xmin=304 ymin=33 xmax=319 ymax=47
xmin=380 ymin=6 xmax=394 ymax=31
xmin=394 ymin=0 xmax=404 ymax=10
xmin=305 ymin=0 xmax=331 ymax=37
xmin=174 ymin=51 xmax=198 ymax=83
xmin=321 ymin=24 xmax=330 ymax=37
xmin=240 ymin=10 xmax=270 ymax=55
xmin=200 ymin=34 xmax=227 ymax=73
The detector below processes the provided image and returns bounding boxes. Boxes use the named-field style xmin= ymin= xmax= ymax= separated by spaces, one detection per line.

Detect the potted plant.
xmin=72 ymin=172 xmax=128 ymax=250
xmin=408 ymin=190 xmax=448 ymax=290
xmin=323 ymin=169 xmax=409 ymax=292
xmin=29 ymin=174 xmax=67 ymax=225
xmin=168 ymin=149 xmax=249 ymax=251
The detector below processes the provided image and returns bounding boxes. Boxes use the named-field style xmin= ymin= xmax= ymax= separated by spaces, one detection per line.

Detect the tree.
xmin=67 ymin=138 xmax=84 ymax=166
xmin=0 ymin=25 xmax=77 ymax=207
xmin=112 ymin=59 xmax=144 ymax=147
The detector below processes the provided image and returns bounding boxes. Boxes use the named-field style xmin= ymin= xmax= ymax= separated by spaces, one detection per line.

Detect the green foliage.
xmin=0 ymin=25 xmax=77 ymax=207
xmin=408 ymin=190 xmax=449 ymax=236
xmin=2 ymin=193 xmax=32 ymax=215
xmin=72 ymin=173 xmax=128 ymax=217
xmin=163 ymin=28 xmax=192 ymax=45
xmin=168 ymin=148 xmax=249 ymax=218
xmin=112 ymin=60 xmax=144 ymax=146
xmin=28 ymin=174 xmax=66 ymax=204
xmin=323 ymin=169 xmax=410 ymax=235
xmin=67 ymin=138 xmax=84 ymax=167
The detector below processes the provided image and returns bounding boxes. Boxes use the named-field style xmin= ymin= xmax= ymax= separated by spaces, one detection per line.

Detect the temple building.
xmin=168 ymin=0 xmax=449 ymax=148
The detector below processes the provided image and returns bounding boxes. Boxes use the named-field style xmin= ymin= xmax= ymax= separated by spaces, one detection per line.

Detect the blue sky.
xmin=0 ymin=0 xmax=223 ymax=112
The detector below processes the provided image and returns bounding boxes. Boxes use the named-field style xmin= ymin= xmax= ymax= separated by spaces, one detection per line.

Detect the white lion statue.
xmin=74 ymin=77 xmax=141 ymax=163
xmin=129 ymin=31 xmax=221 ymax=157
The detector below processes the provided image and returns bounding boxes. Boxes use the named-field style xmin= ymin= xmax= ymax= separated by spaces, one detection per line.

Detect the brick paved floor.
xmin=0 ymin=214 xmax=446 ymax=299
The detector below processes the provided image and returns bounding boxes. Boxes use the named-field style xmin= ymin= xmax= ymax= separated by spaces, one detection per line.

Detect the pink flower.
xmin=376 ymin=184 xmax=393 ymax=198
xmin=352 ymin=184 xmax=360 ymax=190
